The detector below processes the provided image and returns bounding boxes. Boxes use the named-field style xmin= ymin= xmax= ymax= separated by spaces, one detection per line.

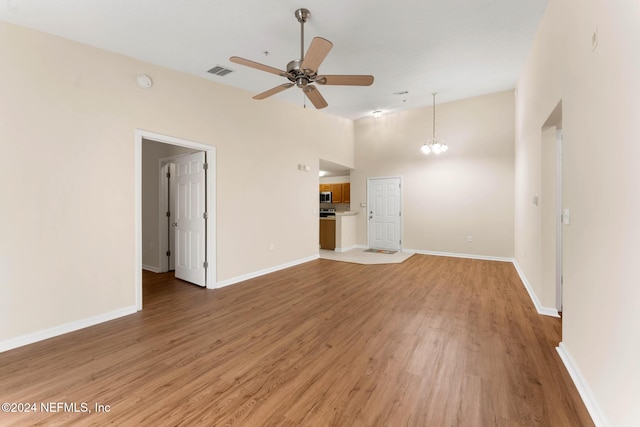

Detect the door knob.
xmin=172 ymin=222 xmax=178 ymax=227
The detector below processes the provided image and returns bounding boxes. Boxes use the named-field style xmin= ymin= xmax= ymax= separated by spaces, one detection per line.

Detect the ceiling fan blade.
xmin=253 ymin=83 xmax=295 ymax=100
xmin=229 ymin=56 xmax=285 ymax=77
xmin=303 ymin=86 xmax=328 ymax=109
xmin=301 ymin=37 xmax=333 ymax=74
xmin=316 ymin=75 xmax=374 ymax=86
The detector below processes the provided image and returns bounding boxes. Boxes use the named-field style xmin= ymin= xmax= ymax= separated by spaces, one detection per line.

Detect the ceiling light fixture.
xmin=372 ymin=110 xmax=383 ymax=118
xmin=421 ymin=92 xmax=448 ymax=155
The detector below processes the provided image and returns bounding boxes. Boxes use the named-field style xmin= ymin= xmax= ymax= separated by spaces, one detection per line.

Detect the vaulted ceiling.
xmin=0 ymin=0 xmax=547 ymax=120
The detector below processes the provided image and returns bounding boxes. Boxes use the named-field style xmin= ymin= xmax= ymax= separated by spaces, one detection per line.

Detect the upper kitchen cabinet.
xmin=319 ymin=182 xmax=350 ymax=204
xmin=342 ymin=183 xmax=350 ymax=203
xmin=330 ymin=183 xmax=343 ymax=203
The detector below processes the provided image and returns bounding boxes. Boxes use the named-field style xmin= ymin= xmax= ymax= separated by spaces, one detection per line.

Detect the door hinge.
xmin=166 ymin=211 xmax=171 ymax=217
xmin=166 ymin=250 xmax=171 ymax=256
xmin=166 ymin=171 xmax=171 ymax=178
xmin=203 ymin=261 xmax=209 ymax=269
xmin=399 ymin=240 xmax=402 ymax=245
xmin=203 ymin=163 xmax=209 ymax=170
xmin=399 ymin=211 xmax=402 ymax=216
xmin=203 ymin=212 xmax=208 ymax=220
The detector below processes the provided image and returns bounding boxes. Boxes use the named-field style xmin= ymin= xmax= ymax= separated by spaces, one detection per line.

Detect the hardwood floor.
xmin=0 ymin=255 xmax=593 ymax=426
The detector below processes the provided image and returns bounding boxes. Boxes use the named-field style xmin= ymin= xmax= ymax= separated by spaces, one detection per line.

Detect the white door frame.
xmin=556 ymin=130 xmax=563 ymax=312
xmin=135 ymin=129 xmax=217 ymax=310
xmin=158 ymin=161 xmax=175 ymax=273
xmin=366 ymin=176 xmax=403 ymax=251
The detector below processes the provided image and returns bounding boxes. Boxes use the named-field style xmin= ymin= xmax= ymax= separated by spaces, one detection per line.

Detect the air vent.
xmin=208 ymin=66 xmax=234 ymax=76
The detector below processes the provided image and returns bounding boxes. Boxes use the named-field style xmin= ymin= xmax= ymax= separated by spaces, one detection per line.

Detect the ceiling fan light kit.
xmin=421 ymin=92 xmax=448 ymax=155
xmin=230 ymin=8 xmax=374 ymax=109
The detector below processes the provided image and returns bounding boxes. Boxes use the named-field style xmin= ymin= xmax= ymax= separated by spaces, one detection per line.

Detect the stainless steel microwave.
xmin=320 ymin=191 xmax=332 ymax=203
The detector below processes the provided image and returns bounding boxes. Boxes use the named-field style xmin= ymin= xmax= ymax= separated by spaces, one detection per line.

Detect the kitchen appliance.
xmin=320 ymin=191 xmax=332 ymax=203
xmin=319 ymin=208 xmax=336 ymax=218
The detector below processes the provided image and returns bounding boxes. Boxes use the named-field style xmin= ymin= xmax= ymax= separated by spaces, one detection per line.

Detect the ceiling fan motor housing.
xmin=287 ymin=59 xmax=313 ymax=87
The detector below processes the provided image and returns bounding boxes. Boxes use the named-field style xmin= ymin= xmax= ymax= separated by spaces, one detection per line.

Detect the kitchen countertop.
xmin=335 ymin=211 xmax=359 ymax=216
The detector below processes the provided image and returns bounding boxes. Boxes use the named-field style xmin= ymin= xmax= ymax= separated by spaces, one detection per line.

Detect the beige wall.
xmin=352 ymin=91 xmax=515 ymax=258
xmin=515 ymin=0 xmax=640 ymax=424
xmin=0 ymin=22 xmax=353 ymax=344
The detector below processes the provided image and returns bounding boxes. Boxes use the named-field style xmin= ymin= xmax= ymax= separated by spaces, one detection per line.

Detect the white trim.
xmin=512 ymin=260 xmax=560 ymax=317
xmin=158 ymin=162 xmax=170 ymax=273
xmin=556 ymin=343 xmax=609 ymax=427
xmin=142 ymin=264 xmax=162 ymax=273
xmin=0 ymin=306 xmax=137 ymax=353
xmin=335 ymin=245 xmax=358 ymax=253
xmin=135 ymin=135 xmax=143 ymax=310
xmin=216 ymin=255 xmax=319 ymax=289
xmin=135 ymin=129 xmax=218 ymax=301
xmin=404 ymin=248 xmax=514 ymax=263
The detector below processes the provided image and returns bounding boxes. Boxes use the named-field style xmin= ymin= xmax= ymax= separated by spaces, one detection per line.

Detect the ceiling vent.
xmin=208 ymin=65 xmax=234 ymax=76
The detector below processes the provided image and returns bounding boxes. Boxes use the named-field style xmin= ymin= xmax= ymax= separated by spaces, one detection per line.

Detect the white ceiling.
xmin=0 ymin=0 xmax=547 ymax=120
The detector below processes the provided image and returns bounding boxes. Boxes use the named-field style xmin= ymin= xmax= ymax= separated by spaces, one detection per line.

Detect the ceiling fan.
xmin=230 ymin=8 xmax=374 ymax=109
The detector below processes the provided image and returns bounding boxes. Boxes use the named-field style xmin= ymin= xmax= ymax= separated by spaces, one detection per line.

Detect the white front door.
xmin=368 ymin=177 xmax=402 ymax=251
xmin=174 ymin=151 xmax=207 ymax=287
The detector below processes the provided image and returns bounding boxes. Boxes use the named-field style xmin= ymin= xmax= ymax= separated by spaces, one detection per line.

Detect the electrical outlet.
xmin=467 ymin=235 xmax=473 ymax=242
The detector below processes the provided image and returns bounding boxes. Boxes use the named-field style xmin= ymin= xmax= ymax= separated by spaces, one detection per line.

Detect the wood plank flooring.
xmin=0 ymin=255 xmax=593 ymax=426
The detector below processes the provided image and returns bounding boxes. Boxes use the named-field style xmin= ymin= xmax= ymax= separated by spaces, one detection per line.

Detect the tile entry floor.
xmin=319 ymin=248 xmax=414 ymax=265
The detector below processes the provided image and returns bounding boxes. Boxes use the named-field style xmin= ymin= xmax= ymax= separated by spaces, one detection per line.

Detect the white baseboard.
xmin=0 ymin=305 xmax=137 ymax=353
xmin=215 ymin=254 xmax=319 ymax=289
xmin=403 ymin=248 xmax=514 ymax=263
xmin=142 ymin=264 xmax=162 ymax=273
xmin=512 ymin=261 xmax=560 ymax=317
xmin=556 ymin=343 xmax=609 ymax=427
xmin=335 ymin=245 xmax=358 ymax=253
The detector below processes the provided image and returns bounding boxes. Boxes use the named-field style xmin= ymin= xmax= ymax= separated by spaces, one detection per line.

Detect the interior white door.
xmin=168 ymin=163 xmax=176 ymax=271
xmin=174 ymin=151 xmax=206 ymax=286
xmin=368 ymin=177 xmax=402 ymax=251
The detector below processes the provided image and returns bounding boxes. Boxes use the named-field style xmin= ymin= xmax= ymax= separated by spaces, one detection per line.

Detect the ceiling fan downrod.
xmin=295 ymin=8 xmax=310 ymax=62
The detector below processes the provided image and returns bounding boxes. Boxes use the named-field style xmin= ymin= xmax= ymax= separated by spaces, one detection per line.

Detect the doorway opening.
xmin=135 ymin=130 xmax=217 ymax=311
xmin=541 ymin=101 xmax=563 ymax=316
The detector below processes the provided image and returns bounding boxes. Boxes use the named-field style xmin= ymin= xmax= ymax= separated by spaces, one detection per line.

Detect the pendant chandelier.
xmin=421 ymin=92 xmax=448 ymax=155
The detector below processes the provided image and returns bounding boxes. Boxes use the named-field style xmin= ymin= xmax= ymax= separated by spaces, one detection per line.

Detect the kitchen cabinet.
xmin=330 ymin=183 xmax=343 ymax=203
xmin=342 ymin=183 xmax=350 ymax=203
xmin=319 ymin=219 xmax=336 ymax=250
xmin=319 ymin=182 xmax=350 ymax=204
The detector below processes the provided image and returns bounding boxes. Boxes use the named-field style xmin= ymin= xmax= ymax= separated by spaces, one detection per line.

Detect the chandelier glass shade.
xmin=421 ymin=92 xmax=448 ymax=155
